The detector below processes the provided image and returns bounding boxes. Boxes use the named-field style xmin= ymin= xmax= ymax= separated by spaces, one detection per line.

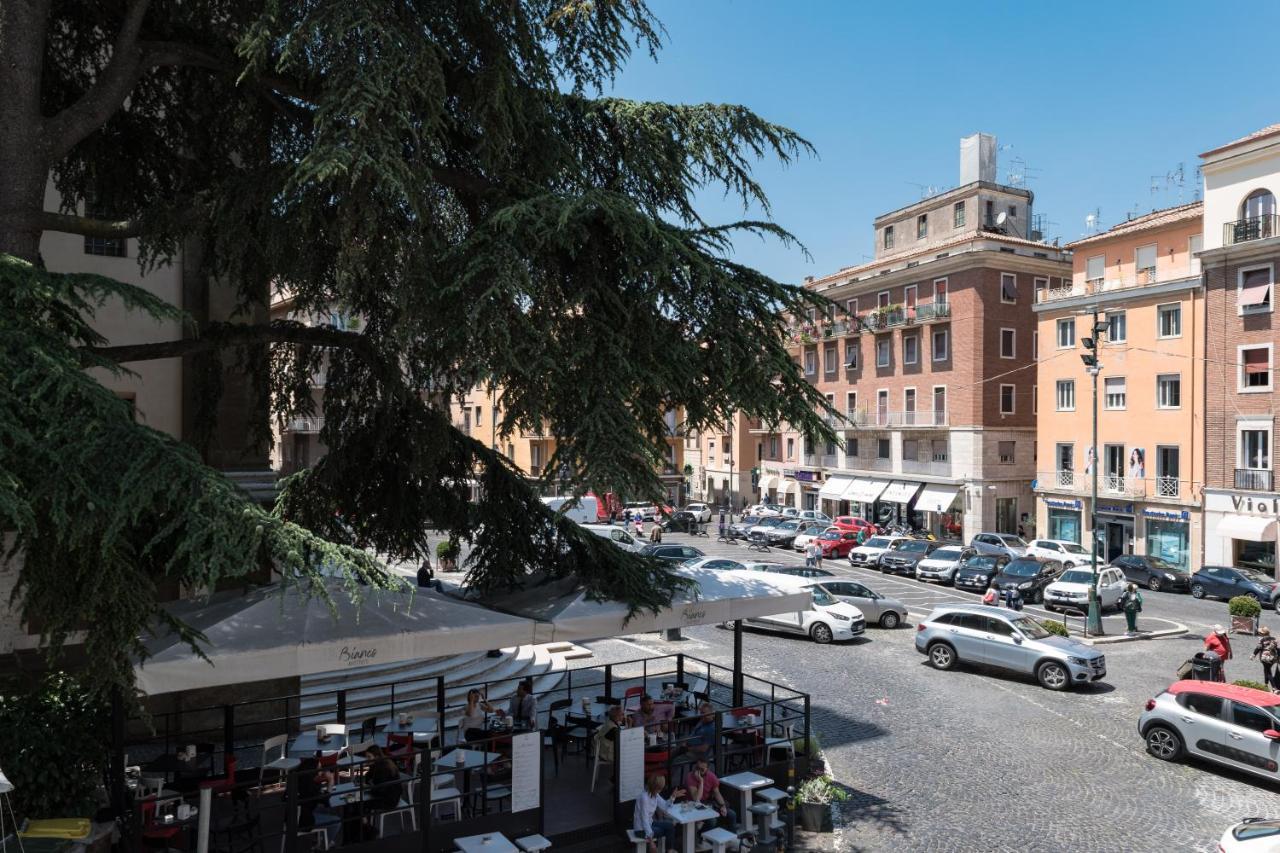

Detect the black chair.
xmin=359 ymin=716 xmax=378 ymax=741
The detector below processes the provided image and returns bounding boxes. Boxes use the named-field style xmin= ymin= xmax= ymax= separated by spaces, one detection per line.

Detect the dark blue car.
xmin=1189 ymin=565 xmax=1280 ymax=608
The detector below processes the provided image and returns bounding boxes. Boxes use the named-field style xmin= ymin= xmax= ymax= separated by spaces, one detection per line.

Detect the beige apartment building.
xmin=1033 ymin=202 xmax=1205 ymax=571
xmin=686 ymin=413 xmax=758 ymax=509
xmin=758 ymin=134 xmax=1071 ymax=540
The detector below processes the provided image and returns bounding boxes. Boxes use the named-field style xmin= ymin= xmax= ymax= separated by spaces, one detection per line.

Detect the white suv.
xmin=848 ymin=535 xmax=907 ymax=568
xmin=1025 ymin=538 xmax=1094 ymax=568
xmin=1139 ymin=680 xmax=1280 ymax=783
xmin=1044 ymin=566 xmax=1127 ymax=612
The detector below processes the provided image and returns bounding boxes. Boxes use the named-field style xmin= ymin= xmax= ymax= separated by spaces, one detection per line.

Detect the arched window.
xmin=1242 ymin=188 xmax=1276 ymax=220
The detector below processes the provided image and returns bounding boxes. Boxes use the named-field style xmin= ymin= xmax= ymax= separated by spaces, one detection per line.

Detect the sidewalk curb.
xmin=1075 ymin=625 xmax=1189 ymax=645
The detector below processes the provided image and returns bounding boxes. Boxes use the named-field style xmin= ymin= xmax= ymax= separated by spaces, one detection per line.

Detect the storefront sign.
xmin=1043 ymin=498 xmax=1082 ymax=510
xmin=1143 ymin=508 xmax=1189 ymax=521
xmin=1096 ymin=502 xmax=1134 ymax=515
xmin=783 ymin=469 xmax=820 ymax=482
xmin=1205 ymin=491 xmax=1280 ymax=517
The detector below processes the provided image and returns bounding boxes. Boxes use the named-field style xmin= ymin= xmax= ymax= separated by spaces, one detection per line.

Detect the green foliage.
xmin=0 ymin=673 xmax=107 ymax=820
xmin=796 ymin=775 xmax=849 ymax=805
xmin=436 ymin=540 xmax=460 ymax=561
xmin=1230 ymin=596 xmax=1263 ymax=618
xmin=1040 ymin=619 xmax=1070 ymax=637
xmin=1233 ymin=679 xmax=1270 ymax=692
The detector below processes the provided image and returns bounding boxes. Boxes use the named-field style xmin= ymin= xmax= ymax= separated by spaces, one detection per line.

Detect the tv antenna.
xmin=1149 ymin=162 xmax=1187 ymax=204
xmin=906 ymin=182 xmax=944 ymax=200
xmin=1085 ymin=208 xmax=1102 ymax=234
xmin=1006 ymin=156 xmax=1041 ymax=189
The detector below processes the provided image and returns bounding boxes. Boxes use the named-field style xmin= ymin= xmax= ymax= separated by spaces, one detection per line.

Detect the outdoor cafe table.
xmin=288 ymin=730 xmax=347 ymax=758
xmin=667 ymin=800 xmax=720 ymax=853
xmin=382 ymin=716 xmax=439 ymax=745
xmin=452 ymin=832 xmax=517 ymax=853
xmin=719 ymin=772 xmax=773 ymax=835
xmin=433 ymin=749 xmax=502 ymax=802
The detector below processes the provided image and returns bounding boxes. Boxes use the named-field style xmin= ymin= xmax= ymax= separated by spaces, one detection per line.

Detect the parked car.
xmin=741 ymin=561 xmax=788 ymax=572
xmin=796 ymin=510 xmax=832 ymax=524
xmin=815 ymin=579 xmax=908 ymax=629
xmin=848 ymin=535 xmax=907 ymax=568
xmin=744 ymin=503 xmax=772 ymax=517
xmin=915 ymin=546 xmax=976 ymax=585
xmin=543 ymin=495 xmax=602 ymax=524
xmin=581 ymin=523 xmax=645 ymax=552
xmin=793 ymin=524 xmax=834 ymax=552
xmin=953 ymin=553 xmax=1011 ymax=592
xmin=831 ymin=515 xmax=875 ymax=533
xmin=638 ymin=543 xmax=704 ymax=564
xmin=681 ymin=503 xmax=712 ymax=523
xmin=1024 ymin=538 xmax=1094 ymax=568
xmin=766 ymin=566 xmax=835 ymax=579
xmin=879 ymin=539 xmax=943 ymax=577
xmin=915 ymin=603 xmax=1107 ymax=690
xmin=989 ymin=557 xmax=1063 ymax=604
xmin=970 ymin=532 xmax=1029 ymax=559
xmin=729 ymin=515 xmax=762 ymax=538
xmin=623 ymin=501 xmax=659 ymax=522
xmin=1190 ymin=565 xmax=1280 ymax=608
xmin=681 ymin=556 xmax=747 ymax=572
xmin=1044 ymin=566 xmax=1127 ymax=612
xmin=747 ymin=516 xmax=787 ymax=538
xmin=763 ymin=519 xmax=816 ymax=548
xmin=1112 ymin=554 xmax=1192 ymax=593
xmin=778 ymin=506 xmax=801 ymax=518
xmin=816 ymin=528 xmax=861 ymax=559
xmin=1218 ymin=818 xmax=1280 ymax=851
xmin=663 ymin=509 xmax=700 ymax=532
xmin=741 ymin=581 xmax=866 ymax=644
xmin=1139 ymin=680 xmax=1280 ymax=783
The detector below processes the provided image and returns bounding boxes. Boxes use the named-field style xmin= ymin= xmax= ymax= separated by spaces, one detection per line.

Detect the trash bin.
xmin=1191 ymin=650 xmax=1223 ymax=682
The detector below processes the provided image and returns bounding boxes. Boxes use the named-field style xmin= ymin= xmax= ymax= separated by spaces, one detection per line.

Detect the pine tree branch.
xmin=81 ymin=321 xmax=372 ymax=365
xmin=24 ymin=210 xmax=142 ymax=239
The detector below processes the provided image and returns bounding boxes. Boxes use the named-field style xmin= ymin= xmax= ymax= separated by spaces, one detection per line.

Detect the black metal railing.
xmin=1224 ymin=215 xmax=1279 ymax=246
xmin=1235 ymin=468 xmax=1273 ymax=491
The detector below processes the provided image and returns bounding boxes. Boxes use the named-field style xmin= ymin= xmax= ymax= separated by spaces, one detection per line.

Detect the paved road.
xmin=578 ymin=531 xmax=1280 ymax=852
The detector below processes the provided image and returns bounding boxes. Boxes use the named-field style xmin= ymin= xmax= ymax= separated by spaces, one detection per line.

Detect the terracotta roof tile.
xmin=1201 ymin=123 xmax=1280 ymax=158
xmin=1063 ymin=201 xmax=1202 ymax=249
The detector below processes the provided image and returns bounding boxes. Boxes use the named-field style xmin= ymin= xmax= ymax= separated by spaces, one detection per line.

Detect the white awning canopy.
xmin=846 ymin=478 xmax=890 ymax=502
xmin=881 ymin=481 xmax=923 ymax=504
xmin=778 ymin=479 xmax=801 ymax=500
xmin=134 ymin=583 xmax=539 ymax=695
xmin=818 ymin=476 xmax=854 ymax=500
xmin=758 ymin=475 xmax=779 ymax=494
xmin=1216 ymin=514 xmax=1277 ymax=542
xmin=916 ymin=483 xmax=961 ymax=513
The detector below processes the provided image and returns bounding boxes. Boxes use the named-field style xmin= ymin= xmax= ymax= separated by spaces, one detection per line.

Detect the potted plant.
xmin=1040 ymin=619 xmax=1069 ymax=637
xmin=1229 ymin=595 xmax=1263 ymax=635
xmin=436 ymin=539 xmax=461 ymax=572
xmin=795 ymin=775 xmax=848 ymax=832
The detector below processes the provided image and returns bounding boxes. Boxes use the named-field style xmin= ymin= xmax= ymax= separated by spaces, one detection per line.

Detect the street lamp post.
xmin=1081 ymin=309 xmax=1105 ymax=636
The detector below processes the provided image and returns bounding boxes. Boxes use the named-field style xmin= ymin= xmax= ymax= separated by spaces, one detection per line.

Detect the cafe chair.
xmin=626 ymin=829 xmax=664 ymax=852
xmin=139 ymin=798 xmax=184 ymax=851
xmin=764 ymin=721 xmax=796 ymax=763
xmin=280 ymin=808 xmax=329 ymax=853
xmin=701 ymin=827 xmax=738 ymax=853
xmin=374 ymin=799 xmax=416 ymax=836
xmin=427 ymin=766 xmax=462 ymax=822
xmin=514 ymin=834 xmax=552 ymax=852
xmin=258 ymin=735 xmax=297 ymax=791
xmin=623 ymin=686 xmax=644 ymax=712
xmin=589 ymin=737 xmax=614 ymax=792
xmin=199 ymin=756 xmax=239 ymax=799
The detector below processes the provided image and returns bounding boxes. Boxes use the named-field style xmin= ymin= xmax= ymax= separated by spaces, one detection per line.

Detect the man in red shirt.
xmin=1205 ymin=625 xmax=1233 ymax=680
xmin=683 ymin=757 xmax=736 ymax=829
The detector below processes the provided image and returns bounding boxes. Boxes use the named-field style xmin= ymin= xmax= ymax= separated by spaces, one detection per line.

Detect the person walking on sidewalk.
xmin=1252 ymin=626 xmax=1279 ymax=691
xmin=1120 ymin=583 xmax=1143 ymax=635
xmin=1206 ymin=626 xmax=1233 ymax=681
xmin=804 ymin=539 xmax=821 ymax=569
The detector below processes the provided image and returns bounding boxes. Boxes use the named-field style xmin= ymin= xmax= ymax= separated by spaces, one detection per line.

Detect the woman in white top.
xmin=458 ymin=688 xmax=487 ymax=743
xmin=633 ymin=774 xmax=683 ymax=853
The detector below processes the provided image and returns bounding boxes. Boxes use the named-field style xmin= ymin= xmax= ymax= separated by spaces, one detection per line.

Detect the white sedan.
xmin=1218 ymin=819 xmax=1280 ymax=852
xmin=1024 ymin=538 xmax=1095 ymax=568
xmin=680 ymin=556 xmax=747 ymax=572
xmin=1043 ymin=566 xmax=1127 ymax=612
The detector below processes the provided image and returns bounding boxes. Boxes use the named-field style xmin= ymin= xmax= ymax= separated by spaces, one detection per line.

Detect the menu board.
xmin=617 ymin=726 xmax=645 ymax=803
xmin=510 ymin=731 xmax=540 ymax=813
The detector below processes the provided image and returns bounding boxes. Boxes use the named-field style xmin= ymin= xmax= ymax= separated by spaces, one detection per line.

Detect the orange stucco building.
xmin=1033 ymin=202 xmax=1206 ymax=571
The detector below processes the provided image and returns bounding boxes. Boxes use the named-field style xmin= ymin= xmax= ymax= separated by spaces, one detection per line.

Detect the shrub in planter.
xmin=1233 ymin=679 xmax=1270 ymax=692
xmin=795 ymin=775 xmax=849 ymax=833
xmin=436 ymin=539 xmax=460 ymax=571
xmin=1230 ymin=595 xmax=1263 ymax=619
xmin=1040 ymin=619 xmax=1069 ymax=637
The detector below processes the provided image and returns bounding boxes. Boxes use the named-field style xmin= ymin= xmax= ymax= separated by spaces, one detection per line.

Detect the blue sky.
xmin=608 ymin=0 xmax=1280 ymax=282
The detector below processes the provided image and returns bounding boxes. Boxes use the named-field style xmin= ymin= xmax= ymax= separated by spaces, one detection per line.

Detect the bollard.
xmin=785 ymin=784 xmax=796 ymax=850
xmin=196 ymin=787 xmax=212 ymax=853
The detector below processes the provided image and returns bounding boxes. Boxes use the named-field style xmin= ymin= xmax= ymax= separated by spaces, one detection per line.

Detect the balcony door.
xmin=1155 ymin=446 xmax=1179 ymax=498
xmin=877 ymin=390 xmax=889 ymax=426
xmin=903 ymin=388 xmax=916 ymax=426
xmin=1056 ymin=443 xmax=1074 ymax=487
xmin=1103 ymin=444 xmax=1126 ymax=492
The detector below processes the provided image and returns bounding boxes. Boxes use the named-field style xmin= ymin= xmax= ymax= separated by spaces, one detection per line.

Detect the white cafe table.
xmin=288 ymin=730 xmax=346 ymax=758
xmin=719 ymin=772 xmax=773 ymax=834
xmin=667 ymin=800 xmax=720 ymax=852
xmin=452 ymin=831 xmax=517 ymax=852
xmin=383 ymin=716 xmax=440 ymax=741
xmin=433 ymin=749 xmax=502 ymax=799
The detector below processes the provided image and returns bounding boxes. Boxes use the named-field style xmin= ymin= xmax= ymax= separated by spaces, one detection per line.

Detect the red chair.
xmin=623 ymin=686 xmax=645 ymax=712
xmin=386 ymin=732 xmax=415 ymax=771
xmin=727 ymin=708 xmax=764 ymax=768
xmin=198 ymin=755 xmax=238 ymax=797
xmin=642 ymin=750 xmax=670 ymax=778
xmin=139 ymin=798 xmax=184 ymax=850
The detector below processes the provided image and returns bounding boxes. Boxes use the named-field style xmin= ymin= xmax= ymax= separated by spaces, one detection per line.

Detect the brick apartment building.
xmin=758 ymin=134 xmax=1071 ymax=541
xmin=1200 ymin=124 xmax=1280 ymax=576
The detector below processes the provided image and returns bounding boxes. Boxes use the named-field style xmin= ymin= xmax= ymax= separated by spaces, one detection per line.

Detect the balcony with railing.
xmin=912 ymin=301 xmax=952 ymax=323
xmin=901 ymin=458 xmax=952 ymax=477
xmin=285 ymin=416 xmax=324 ymax=434
xmin=801 ymin=453 xmax=818 ymax=467
xmin=520 ymin=424 xmax=551 ymax=438
xmin=820 ymin=454 xmax=838 ymax=468
xmin=1225 ymin=215 xmax=1279 ymax=246
xmin=1037 ymin=267 xmax=1199 ymax=304
xmin=1236 ymin=468 xmax=1274 ymax=491
xmin=1038 ymin=470 xmax=1195 ymax=501
xmin=833 ymin=408 xmax=947 ymax=430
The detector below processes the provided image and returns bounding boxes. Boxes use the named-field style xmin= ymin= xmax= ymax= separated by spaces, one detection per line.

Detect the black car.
xmin=639 ymin=544 xmax=704 ymax=565
xmin=878 ymin=539 xmax=943 ymax=577
xmin=953 ymin=553 xmax=1011 ymax=592
xmin=663 ymin=510 xmax=698 ymax=533
xmin=1189 ymin=565 xmax=1280 ymax=608
xmin=989 ymin=557 xmax=1063 ymax=604
xmin=728 ymin=515 xmax=761 ymax=538
xmin=1111 ymin=554 xmax=1191 ymax=593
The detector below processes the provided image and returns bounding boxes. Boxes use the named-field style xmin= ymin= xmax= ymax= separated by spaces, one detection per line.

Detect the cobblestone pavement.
xmin=575 ymin=532 xmax=1280 ymax=852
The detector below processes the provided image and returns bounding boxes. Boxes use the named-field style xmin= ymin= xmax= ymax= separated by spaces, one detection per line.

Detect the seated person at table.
xmin=295 ymin=757 xmax=342 ymax=843
xmin=684 ymin=758 xmax=736 ymax=829
xmin=364 ymin=746 xmax=403 ymax=813
xmin=633 ymin=773 xmax=684 ymax=853
xmin=593 ymin=705 xmax=626 ymax=762
xmin=503 ymin=679 xmax=538 ymax=728
xmin=685 ymin=702 xmax=717 ymax=759
xmin=629 ymin=695 xmax=666 ymax=734
xmin=460 ymin=689 xmax=488 ymax=743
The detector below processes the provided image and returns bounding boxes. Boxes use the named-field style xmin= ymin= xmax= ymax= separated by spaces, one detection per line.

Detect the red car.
xmin=817 ymin=528 xmax=862 ymax=558
xmin=832 ymin=516 xmax=876 ymax=535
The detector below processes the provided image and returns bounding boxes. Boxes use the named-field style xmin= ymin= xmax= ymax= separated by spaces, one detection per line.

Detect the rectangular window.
xmin=903 ymin=438 xmax=918 ymax=461
xmin=933 ymin=386 xmax=946 ymax=422
xmin=786 ymin=437 xmax=795 ymax=459
xmin=999 ymin=384 xmax=1015 ymax=415
xmin=1032 ymin=331 xmax=1038 ymax=359
xmin=1241 ymin=427 xmax=1271 ymax=471
xmin=846 ymin=298 xmax=858 ymax=316
xmin=1135 ymin=243 xmax=1157 ymax=282
xmin=769 ymin=436 xmax=779 ymax=457
xmin=953 ymin=201 xmax=965 ymax=228
xmin=1000 ymin=273 xmax=1017 ymax=303
xmin=904 ymin=334 xmax=919 ymax=364
xmin=917 ymin=214 xmax=928 ymax=240
xmin=1239 ymin=265 xmax=1274 ymax=314
xmin=1057 ymin=443 xmax=1073 ymax=472
xmin=1033 ymin=384 xmax=1038 ymax=414
xmin=1057 ymin=317 xmax=1075 ymax=348
xmin=1056 ymin=379 xmax=1075 ymax=411
xmin=877 ymin=438 xmax=891 ymax=460
xmin=1106 ymin=311 xmax=1127 ymax=343
xmin=933 ymin=278 xmax=948 ymax=304
xmin=1156 ymin=445 xmax=1180 ymax=483
xmin=845 ymin=391 xmax=857 ymax=415
xmin=1157 ymin=374 xmax=1181 ymax=409
xmin=804 ymin=350 xmax=816 ymax=375
xmin=883 ymin=225 xmax=895 ymax=250
xmin=1033 ymin=277 xmax=1049 ymax=303
xmin=1157 ymin=303 xmax=1182 ymax=338
xmin=904 ymin=284 xmax=917 ymax=312
xmin=1189 ymin=234 xmax=1203 ymax=275
xmin=998 ymin=441 xmax=1015 ymax=463
xmin=844 ymin=340 xmax=858 ymax=368
xmin=1104 ymin=444 xmax=1125 ymax=478
xmin=985 ymin=199 xmax=995 ymax=224
xmin=932 ymin=327 xmax=949 ymax=361
xmin=847 ymin=437 xmax=859 ymax=458
xmin=1240 ymin=345 xmax=1273 ymax=392
xmin=999 ymin=328 xmax=1016 ymax=359
xmin=475 ymin=405 xmax=483 ymax=426
xmin=1086 ymin=255 xmax=1104 ymax=284
xmin=903 ymin=387 xmax=916 ymax=417
xmin=824 ymin=344 xmax=837 ymax=373
xmin=932 ymin=438 xmax=949 ymax=462
xmin=877 ymin=291 xmax=890 ymax=309
xmin=1007 ymin=204 xmax=1017 ymax=219
xmin=83 ymin=202 xmax=127 ymax=257
xmin=1104 ymin=377 xmax=1127 ymax=410
xmin=876 ymin=338 xmax=890 ymax=367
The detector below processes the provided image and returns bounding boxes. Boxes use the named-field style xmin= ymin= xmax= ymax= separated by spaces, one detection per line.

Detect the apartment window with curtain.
xmin=844 ymin=340 xmax=858 ymax=368
xmin=846 ymin=391 xmax=857 ymax=416
xmin=1157 ymin=303 xmax=1181 ymax=338
xmin=824 ymin=344 xmax=837 ymax=374
xmin=876 ymin=338 xmax=890 ymax=367
xmin=1135 ymin=243 xmax=1157 ymax=282
xmin=1156 ymin=446 xmax=1180 ymax=497
xmin=1086 ymin=255 xmax=1104 ymax=285
xmin=1157 ymin=374 xmax=1181 ymax=409
xmin=1057 ymin=317 xmax=1075 ymax=348
xmin=932 ymin=327 xmax=949 ymax=360
xmin=1000 ymin=273 xmax=1018 ymax=303
xmin=804 ymin=350 xmax=816 ymax=375
xmin=1239 ymin=425 xmax=1270 ymax=472
xmin=1240 ymin=345 xmax=1273 ymax=391
xmin=904 ymin=334 xmax=919 ymax=365
xmin=1238 ymin=265 xmax=1274 ymax=314
xmin=1106 ymin=311 xmax=1127 ymax=343
xmin=786 ymin=437 xmax=795 ymax=459
xmin=1104 ymin=377 xmax=1127 ymax=409
xmin=933 ymin=278 xmax=948 ymax=304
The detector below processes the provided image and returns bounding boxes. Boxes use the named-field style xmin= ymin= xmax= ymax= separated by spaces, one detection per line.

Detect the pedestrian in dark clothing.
xmin=1252 ymin=626 xmax=1279 ymax=691
xmin=1120 ymin=583 xmax=1142 ymax=635
xmin=416 ymin=562 xmax=433 ymax=587
xmin=1005 ymin=587 xmax=1023 ymax=611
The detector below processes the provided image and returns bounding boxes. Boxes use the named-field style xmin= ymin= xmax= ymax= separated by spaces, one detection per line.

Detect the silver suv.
xmin=1138 ymin=680 xmax=1280 ymax=782
xmin=914 ymin=604 xmax=1106 ymax=691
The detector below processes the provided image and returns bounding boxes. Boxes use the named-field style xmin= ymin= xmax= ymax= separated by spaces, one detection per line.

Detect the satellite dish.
xmin=995 ymin=211 xmax=1008 ymax=226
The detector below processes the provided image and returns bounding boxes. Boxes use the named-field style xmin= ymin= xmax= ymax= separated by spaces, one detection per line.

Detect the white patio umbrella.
xmin=134 ymin=582 xmax=539 ymax=695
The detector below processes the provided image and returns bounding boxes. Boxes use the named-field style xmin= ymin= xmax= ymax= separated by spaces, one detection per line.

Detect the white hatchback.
xmin=793 ymin=525 xmax=836 ymax=552
xmin=1024 ymin=538 xmax=1095 ymax=568
xmin=743 ymin=582 xmax=866 ymax=644
xmin=1044 ymin=566 xmax=1127 ymax=612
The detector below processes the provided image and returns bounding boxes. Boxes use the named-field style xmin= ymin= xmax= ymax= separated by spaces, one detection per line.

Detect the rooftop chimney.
xmin=960 ymin=133 xmax=997 ymax=185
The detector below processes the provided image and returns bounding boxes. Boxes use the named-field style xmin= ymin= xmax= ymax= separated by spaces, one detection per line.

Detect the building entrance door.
xmin=1103 ymin=517 xmax=1134 ymax=562
xmin=996 ymin=497 xmax=1018 ymax=534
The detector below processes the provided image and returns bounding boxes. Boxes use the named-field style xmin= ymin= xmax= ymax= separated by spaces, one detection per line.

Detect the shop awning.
xmin=881 ymin=480 xmax=923 ymax=504
xmin=916 ymin=483 xmax=961 ymax=513
xmin=758 ymin=475 xmax=779 ymax=494
xmin=818 ymin=476 xmax=854 ymax=500
xmin=845 ymin=478 xmax=889 ymax=502
xmin=1216 ymin=514 xmax=1277 ymax=541
xmin=778 ymin=479 xmax=801 ymax=500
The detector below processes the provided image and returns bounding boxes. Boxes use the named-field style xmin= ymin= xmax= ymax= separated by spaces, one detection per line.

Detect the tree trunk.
xmin=0 ymin=0 xmax=51 ymax=263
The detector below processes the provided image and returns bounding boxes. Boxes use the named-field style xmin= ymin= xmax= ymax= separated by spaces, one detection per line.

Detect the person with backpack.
xmin=1120 ymin=583 xmax=1143 ymax=636
xmin=1252 ymin=626 xmax=1279 ymax=690
xmin=982 ymin=585 xmax=999 ymax=607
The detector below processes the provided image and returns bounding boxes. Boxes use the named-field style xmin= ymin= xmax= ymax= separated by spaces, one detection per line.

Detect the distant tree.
xmin=0 ymin=0 xmax=833 ymax=691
